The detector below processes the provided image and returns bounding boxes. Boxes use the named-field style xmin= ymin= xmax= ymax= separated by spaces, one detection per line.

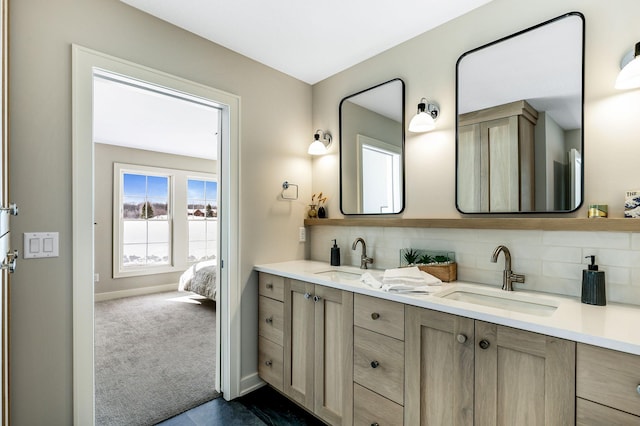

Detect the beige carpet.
xmin=95 ymin=291 xmax=219 ymax=426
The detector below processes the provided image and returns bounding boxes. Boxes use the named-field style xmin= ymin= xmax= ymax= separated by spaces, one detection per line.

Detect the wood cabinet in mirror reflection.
xmin=458 ymin=100 xmax=537 ymax=212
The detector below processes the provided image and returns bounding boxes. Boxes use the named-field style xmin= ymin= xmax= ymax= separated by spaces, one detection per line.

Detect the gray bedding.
xmin=178 ymin=260 xmax=217 ymax=300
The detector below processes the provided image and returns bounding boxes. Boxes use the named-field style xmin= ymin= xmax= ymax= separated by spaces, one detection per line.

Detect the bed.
xmin=178 ymin=259 xmax=217 ymax=300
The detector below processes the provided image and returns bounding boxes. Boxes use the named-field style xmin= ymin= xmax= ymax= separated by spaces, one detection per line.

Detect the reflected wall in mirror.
xmin=340 ymin=78 xmax=405 ymax=214
xmin=456 ymin=12 xmax=584 ymax=213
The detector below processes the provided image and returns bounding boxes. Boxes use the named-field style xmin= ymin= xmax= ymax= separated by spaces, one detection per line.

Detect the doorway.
xmin=72 ymin=45 xmax=241 ymax=425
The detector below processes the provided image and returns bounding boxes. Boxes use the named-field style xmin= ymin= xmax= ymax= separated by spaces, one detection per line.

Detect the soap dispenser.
xmin=330 ymin=239 xmax=340 ymax=266
xmin=581 ymin=255 xmax=606 ymax=306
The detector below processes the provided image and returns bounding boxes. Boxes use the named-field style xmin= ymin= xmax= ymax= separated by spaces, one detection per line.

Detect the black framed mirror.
xmin=456 ymin=12 xmax=584 ymax=214
xmin=339 ymin=78 xmax=405 ymax=215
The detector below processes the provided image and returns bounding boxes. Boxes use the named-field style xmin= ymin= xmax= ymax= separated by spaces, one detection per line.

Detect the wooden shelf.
xmin=303 ymin=218 xmax=640 ymax=232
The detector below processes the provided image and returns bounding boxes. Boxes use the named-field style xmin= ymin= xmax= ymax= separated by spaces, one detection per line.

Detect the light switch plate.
xmin=24 ymin=232 xmax=59 ymax=259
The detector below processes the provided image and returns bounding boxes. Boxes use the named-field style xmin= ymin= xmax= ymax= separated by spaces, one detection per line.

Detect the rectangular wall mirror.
xmin=456 ymin=12 xmax=584 ymax=214
xmin=340 ymin=78 xmax=405 ymax=215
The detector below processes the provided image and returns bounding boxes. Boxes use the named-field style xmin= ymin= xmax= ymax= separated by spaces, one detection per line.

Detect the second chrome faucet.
xmin=490 ymin=245 xmax=525 ymax=291
xmin=352 ymin=238 xmax=374 ymax=269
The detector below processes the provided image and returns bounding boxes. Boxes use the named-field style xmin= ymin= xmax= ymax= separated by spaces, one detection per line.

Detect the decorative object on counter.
xmin=330 ymin=239 xmax=340 ymax=266
xmin=307 ymin=204 xmax=317 ymax=218
xmin=360 ymin=267 xmax=442 ymax=294
xmin=408 ymin=98 xmax=439 ymax=133
xmin=615 ymin=41 xmax=640 ymax=90
xmin=308 ymin=129 xmax=332 ymax=155
xmin=313 ymin=192 xmax=328 ymax=218
xmin=625 ymin=190 xmax=640 ymax=218
xmin=281 ymin=181 xmax=298 ymax=200
xmin=581 ymin=255 xmax=606 ymax=306
xmin=399 ymin=248 xmax=457 ymax=282
xmin=588 ymin=204 xmax=608 ymax=218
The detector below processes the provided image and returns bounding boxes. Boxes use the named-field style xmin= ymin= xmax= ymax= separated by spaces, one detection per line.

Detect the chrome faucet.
xmin=490 ymin=245 xmax=525 ymax=291
xmin=352 ymin=238 xmax=374 ymax=269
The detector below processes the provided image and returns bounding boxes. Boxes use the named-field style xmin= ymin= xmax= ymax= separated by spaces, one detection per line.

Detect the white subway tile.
xmin=542 ymin=261 xmax=584 ymax=280
xmin=543 ymin=231 xmax=630 ymax=249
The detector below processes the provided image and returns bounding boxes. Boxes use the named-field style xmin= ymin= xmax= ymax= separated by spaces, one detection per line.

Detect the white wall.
xmin=9 ymin=0 xmax=311 ymax=424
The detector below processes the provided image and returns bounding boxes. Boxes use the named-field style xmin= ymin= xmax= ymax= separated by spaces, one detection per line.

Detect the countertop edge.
xmin=255 ymin=260 xmax=640 ymax=356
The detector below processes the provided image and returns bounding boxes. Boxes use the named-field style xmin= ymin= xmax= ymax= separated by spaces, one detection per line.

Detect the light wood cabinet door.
xmin=313 ymin=285 xmax=353 ymax=426
xmin=474 ymin=321 xmax=575 ymax=426
xmin=405 ymin=306 xmax=475 ymax=426
xmin=283 ymin=279 xmax=315 ymax=410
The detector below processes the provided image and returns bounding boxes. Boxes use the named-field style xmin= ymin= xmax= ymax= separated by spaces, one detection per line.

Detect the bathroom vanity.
xmin=255 ymin=260 xmax=640 ymax=426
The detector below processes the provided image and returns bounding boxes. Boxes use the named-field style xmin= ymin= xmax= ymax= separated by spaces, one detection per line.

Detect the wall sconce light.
xmin=408 ymin=98 xmax=440 ymax=133
xmin=615 ymin=41 xmax=640 ymax=90
xmin=308 ymin=130 xmax=332 ymax=155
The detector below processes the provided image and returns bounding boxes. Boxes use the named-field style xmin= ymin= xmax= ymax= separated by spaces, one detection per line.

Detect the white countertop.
xmin=254 ymin=260 xmax=640 ymax=355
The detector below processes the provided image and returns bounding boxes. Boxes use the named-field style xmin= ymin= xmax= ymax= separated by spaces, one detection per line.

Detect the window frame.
xmin=113 ymin=163 xmax=177 ymax=278
xmin=186 ymin=176 xmax=218 ymax=263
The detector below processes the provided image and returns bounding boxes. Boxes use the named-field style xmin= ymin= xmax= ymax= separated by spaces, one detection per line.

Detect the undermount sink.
xmin=314 ymin=269 xmax=363 ymax=280
xmin=434 ymin=285 xmax=559 ymax=317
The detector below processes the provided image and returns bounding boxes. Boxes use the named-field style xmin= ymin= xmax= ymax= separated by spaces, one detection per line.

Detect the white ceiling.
xmin=120 ymin=0 xmax=494 ymax=84
xmin=93 ymin=72 xmax=220 ymax=160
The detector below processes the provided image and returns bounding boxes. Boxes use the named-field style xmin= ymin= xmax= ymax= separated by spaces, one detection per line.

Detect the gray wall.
xmin=312 ymin=0 xmax=640 ymax=219
xmin=9 ymin=0 xmax=311 ymax=424
xmin=94 ymin=143 xmax=216 ymax=296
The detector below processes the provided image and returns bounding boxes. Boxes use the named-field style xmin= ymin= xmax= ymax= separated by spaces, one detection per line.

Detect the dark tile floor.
xmin=156 ymin=385 xmax=326 ymax=425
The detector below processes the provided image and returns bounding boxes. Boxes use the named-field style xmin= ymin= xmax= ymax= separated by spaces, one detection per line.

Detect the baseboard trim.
xmin=94 ymin=283 xmax=178 ymax=302
xmin=238 ymin=372 xmax=264 ymax=398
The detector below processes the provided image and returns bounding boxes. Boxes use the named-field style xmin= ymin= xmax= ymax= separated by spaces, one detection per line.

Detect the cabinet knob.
xmin=265 ymin=317 xmax=273 ymax=324
xmin=304 ymin=292 xmax=312 ymax=300
xmin=479 ymin=339 xmax=490 ymax=350
xmin=637 ymin=384 xmax=640 ymax=395
xmin=456 ymin=334 xmax=467 ymax=344
xmin=371 ymin=312 xmax=380 ymax=320
xmin=370 ymin=360 xmax=380 ymax=368
xmin=313 ymin=295 xmax=321 ymax=303
xmin=266 ymin=283 xmax=273 ymax=289
xmin=371 ymin=423 xmax=379 ymax=426
xmin=265 ymin=360 xmax=272 ymax=367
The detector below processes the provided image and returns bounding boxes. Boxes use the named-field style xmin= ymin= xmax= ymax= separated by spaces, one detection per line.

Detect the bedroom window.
xmin=114 ymin=164 xmax=174 ymax=277
xmin=187 ymin=178 xmax=217 ymax=262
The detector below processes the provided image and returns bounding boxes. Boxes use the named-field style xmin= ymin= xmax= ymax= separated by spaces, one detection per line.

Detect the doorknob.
xmin=2 ymin=250 xmax=18 ymax=273
xmin=0 ymin=203 xmax=18 ymax=216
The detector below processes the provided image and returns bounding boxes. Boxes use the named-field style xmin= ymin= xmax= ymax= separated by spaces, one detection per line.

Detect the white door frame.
xmin=71 ymin=45 xmax=241 ymax=425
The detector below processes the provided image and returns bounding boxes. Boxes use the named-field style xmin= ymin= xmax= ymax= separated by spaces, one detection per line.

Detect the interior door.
xmin=0 ymin=0 xmax=9 ymax=426
xmin=0 ymin=0 xmax=11 ymax=424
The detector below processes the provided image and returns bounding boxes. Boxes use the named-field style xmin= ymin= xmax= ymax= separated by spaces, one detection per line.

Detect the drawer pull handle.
xmin=456 ymin=334 xmax=467 ymax=344
xmin=637 ymin=384 xmax=640 ymax=395
xmin=266 ymin=283 xmax=273 ymax=289
xmin=371 ymin=312 xmax=380 ymax=320
xmin=370 ymin=360 xmax=380 ymax=368
xmin=265 ymin=360 xmax=273 ymax=367
xmin=265 ymin=317 xmax=273 ymax=324
xmin=304 ymin=292 xmax=312 ymax=300
xmin=479 ymin=339 xmax=490 ymax=350
xmin=371 ymin=423 xmax=379 ymax=426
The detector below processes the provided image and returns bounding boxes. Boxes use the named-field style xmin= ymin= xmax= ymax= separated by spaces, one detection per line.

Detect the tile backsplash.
xmin=309 ymin=226 xmax=640 ymax=306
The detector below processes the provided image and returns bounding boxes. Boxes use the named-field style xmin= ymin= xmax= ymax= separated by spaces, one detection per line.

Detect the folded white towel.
xmin=381 ymin=283 xmax=442 ymax=294
xmin=360 ymin=272 xmax=382 ymax=289
xmin=383 ymin=266 xmax=424 ymax=282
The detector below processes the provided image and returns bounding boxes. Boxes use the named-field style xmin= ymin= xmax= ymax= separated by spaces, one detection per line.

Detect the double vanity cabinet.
xmin=256 ymin=265 xmax=640 ymax=425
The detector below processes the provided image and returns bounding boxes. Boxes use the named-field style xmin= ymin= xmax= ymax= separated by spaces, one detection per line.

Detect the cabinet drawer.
xmin=259 ymin=273 xmax=284 ymax=301
xmin=258 ymin=336 xmax=283 ymax=391
xmin=354 ymin=293 xmax=404 ymax=340
xmin=577 ymin=398 xmax=640 ymax=425
xmin=354 ymin=326 xmax=404 ymax=405
xmin=354 ymin=383 xmax=403 ymax=426
xmin=258 ymin=296 xmax=283 ymax=345
xmin=577 ymin=343 xmax=640 ymax=416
